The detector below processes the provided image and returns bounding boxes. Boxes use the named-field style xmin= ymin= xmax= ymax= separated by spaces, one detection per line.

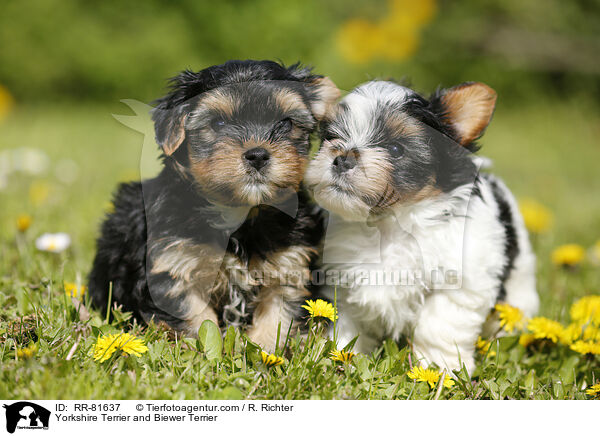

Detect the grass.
xmin=1 ymin=97 xmax=599 ymax=400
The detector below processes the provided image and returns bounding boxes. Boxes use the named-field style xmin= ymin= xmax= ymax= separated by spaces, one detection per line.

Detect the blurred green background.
xmin=2 ymin=0 xmax=599 ymax=102
xmin=0 ymin=0 xmax=599 ymax=284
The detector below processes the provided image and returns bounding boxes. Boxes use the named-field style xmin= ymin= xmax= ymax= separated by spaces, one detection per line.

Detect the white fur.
xmin=321 ymin=178 xmax=537 ymax=374
xmin=311 ymin=82 xmax=538 ymax=374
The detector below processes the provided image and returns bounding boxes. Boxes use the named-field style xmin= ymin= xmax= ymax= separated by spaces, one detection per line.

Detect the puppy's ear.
xmin=305 ymin=77 xmax=341 ymax=121
xmin=152 ymin=105 xmax=188 ymax=156
xmin=435 ymin=82 xmax=497 ymax=146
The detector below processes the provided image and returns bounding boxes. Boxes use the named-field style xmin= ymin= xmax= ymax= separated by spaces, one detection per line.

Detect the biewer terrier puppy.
xmin=306 ymin=80 xmax=539 ymax=373
xmin=89 ymin=60 xmax=339 ymax=350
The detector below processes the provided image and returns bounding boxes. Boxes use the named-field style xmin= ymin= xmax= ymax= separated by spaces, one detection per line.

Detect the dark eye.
xmin=388 ymin=143 xmax=405 ymax=158
xmin=323 ymin=131 xmax=339 ymax=142
xmin=211 ymin=118 xmax=226 ymax=131
xmin=273 ymin=117 xmax=293 ymax=135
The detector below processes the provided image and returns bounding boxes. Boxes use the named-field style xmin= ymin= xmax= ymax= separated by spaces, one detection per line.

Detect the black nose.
xmin=332 ymin=152 xmax=357 ymax=174
xmin=243 ymin=147 xmax=270 ymax=170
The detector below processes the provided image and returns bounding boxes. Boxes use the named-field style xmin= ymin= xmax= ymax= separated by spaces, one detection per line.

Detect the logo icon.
xmin=2 ymin=402 xmax=50 ymax=434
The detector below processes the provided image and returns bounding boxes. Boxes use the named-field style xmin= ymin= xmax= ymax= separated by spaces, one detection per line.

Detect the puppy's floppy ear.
xmin=305 ymin=77 xmax=341 ymax=121
xmin=151 ymin=104 xmax=188 ymax=156
xmin=435 ymin=82 xmax=497 ymax=146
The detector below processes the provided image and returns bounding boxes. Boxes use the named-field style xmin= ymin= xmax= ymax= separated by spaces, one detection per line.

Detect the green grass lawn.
xmin=1 ymin=97 xmax=599 ymax=399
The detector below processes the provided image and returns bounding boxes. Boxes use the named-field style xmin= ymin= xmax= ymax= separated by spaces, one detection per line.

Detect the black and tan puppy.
xmin=89 ymin=60 xmax=339 ymax=350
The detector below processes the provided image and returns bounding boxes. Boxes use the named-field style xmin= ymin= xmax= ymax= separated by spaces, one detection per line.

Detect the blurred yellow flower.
xmin=330 ymin=349 xmax=355 ymax=363
xmin=16 ymin=342 xmax=38 ymax=359
xmin=583 ymin=326 xmax=600 ymax=342
xmin=570 ymin=340 xmax=600 ymax=355
xmin=519 ymin=333 xmax=536 ymax=348
xmin=407 ymin=365 xmax=454 ymax=389
xmin=551 ymin=244 xmax=585 ymax=267
xmin=28 ymin=180 xmax=51 ymax=206
xmin=586 ymin=383 xmax=600 ymax=398
xmin=336 ymin=0 xmax=437 ymax=64
xmin=527 ymin=317 xmax=564 ymax=343
xmin=64 ymin=282 xmax=87 ymax=299
xmin=519 ymin=198 xmax=553 ymax=234
xmin=261 ymin=351 xmax=285 ymax=368
xmin=93 ymin=333 xmax=148 ymax=362
xmin=570 ymin=295 xmax=600 ymax=326
xmin=302 ymin=299 xmax=337 ymax=321
xmin=558 ymin=323 xmax=582 ymax=345
xmin=495 ymin=303 xmax=525 ymax=333
xmin=476 ymin=336 xmax=496 ymax=357
xmin=16 ymin=214 xmax=32 ymax=232
xmin=0 ymin=84 xmax=15 ymax=121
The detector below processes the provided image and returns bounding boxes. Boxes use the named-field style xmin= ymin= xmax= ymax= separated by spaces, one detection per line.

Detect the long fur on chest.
xmin=320 ymin=177 xmax=508 ymax=340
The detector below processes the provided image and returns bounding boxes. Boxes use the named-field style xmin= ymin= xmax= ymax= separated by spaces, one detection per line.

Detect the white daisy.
xmin=35 ymin=233 xmax=71 ymax=253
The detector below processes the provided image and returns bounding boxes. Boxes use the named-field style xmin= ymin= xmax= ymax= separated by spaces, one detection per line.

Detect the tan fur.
xmin=150 ymin=238 xmax=251 ymax=335
xmin=189 ymin=137 xmax=307 ymax=206
xmin=200 ymin=89 xmax=238 ymax=117
xmin=247 ymin=245 xmax=314 ymax=350
xmin=441 ymin=82 xmax=497 ymax=145
xmin=150 ymin=238 xmax=313 ymax=346
xmin=274 ymin=89 xmax=308 ymax=113
xmin=161 ymin=114 xmax=187 ymax=156
xmin=308 ymin=77 xmax=341 ymax=120
xmin=385 ymin=112 xmax=423 ymax=139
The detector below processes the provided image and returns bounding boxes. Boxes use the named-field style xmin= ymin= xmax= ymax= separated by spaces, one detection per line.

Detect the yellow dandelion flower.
xmin=551 ymin=244 xmax=585 ymax=267
xmin=16 ymin=214 xmax=32 ymax=232
xmin=336 ymin=0 xmax=436 ymax=64
xmin=93 ymin=333 xmax=148 ymax=362
xmin=476 ymin=336 xmax=496 ymax=357
xmin=260 ymin=351 xmax=285 ymax=368
xmin=0 ymin=84 xmax=15 ymax=121
xmin=407 ymin=366 xmax=454 ymax=389
xmin=495 ymin=303 xmax=525 ymax=333
xmin=519 ymin=198 xmax=553 ymax=234
xmin=570 ymin=340 xmax=600 ymax=355
xmin=16 ymin=342 xmax=38 ymax=359
xmin=586 ymin=383 xmax=600 ymax=398
xmin=302 ymin=299 xmax=337 ymax=321
xmin=527 ymin=317 xmax=565 ymax=343
xmin=559 ymin=323 xmax=582 ymax=345
xmin=330 ymin=349 xmax=355 ymax=363
xmin=64 ymin=282 xmax=87 ymax=299
xmin=389 ymin=0 xmax=437 ymax=26
xmin=336 ymin=19 xmax=382 ymax=64
xmin=570 ymin=295 xmax=600 ymax=326
xmin=441 ymin=374 xmax=455 ymax=388
xmin=583 ymin=325 xmax=600 ymax=342
xmin=519 ymin=333 xmax=536 ymax=348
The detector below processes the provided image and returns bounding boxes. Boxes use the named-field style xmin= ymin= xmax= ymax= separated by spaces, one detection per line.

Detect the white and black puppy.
xmin=306 ymin=80 xmax=538 ymax=373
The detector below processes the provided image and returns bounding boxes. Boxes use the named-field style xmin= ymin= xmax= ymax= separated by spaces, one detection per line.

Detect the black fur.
xmin=403 ymin=93 xmax=479 ymax=193
xmin=484 ymin=173 xmax=520 ymax=301
xmin=89 ymin=60 xmax=327 ymax=333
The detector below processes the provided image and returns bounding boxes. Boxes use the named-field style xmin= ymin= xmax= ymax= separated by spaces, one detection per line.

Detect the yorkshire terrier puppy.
xmin=306 ymin=80 xmax=538 ymax=373
xmin=89 ymin=60 xmax=339 ymax=350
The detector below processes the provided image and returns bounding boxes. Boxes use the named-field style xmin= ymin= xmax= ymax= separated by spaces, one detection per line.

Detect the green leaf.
xmin=343 ymin=335 xmax=358 ymax=352
xmin=557 ymin=354 xmax=579 ymax=385
xmin=198 ymin=320 xmax=222 ymax=362
xmin=244 ymin=336 xmax=262 ymax=367
xmin=206 ymin=386 xmax=244 ymax=400
xmin=223 ymin=326 xmax=236 ymax=357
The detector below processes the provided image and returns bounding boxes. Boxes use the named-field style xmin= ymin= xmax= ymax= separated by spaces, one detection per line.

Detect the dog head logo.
xmin=2 ymin=402 xmax=50 ymax=433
